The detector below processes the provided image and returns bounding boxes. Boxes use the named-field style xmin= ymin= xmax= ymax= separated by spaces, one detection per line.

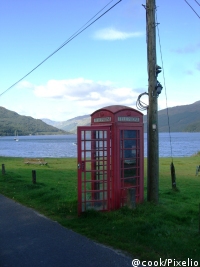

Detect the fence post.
xmin=2 ymin=164 xmax=5 ymax=175
xmin=32 ymin=170 xmax=36 ymax=184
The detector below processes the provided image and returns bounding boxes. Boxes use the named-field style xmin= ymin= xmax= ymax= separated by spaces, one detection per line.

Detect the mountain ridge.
xmin=155 ymin=100 xmax=200 ymax=132
xmin=43 ymin=101 xmax=200 ymax=133
xmin=42 ymin=115 xmax=90 ymax=134
xmin=0 ymin=106 xmax=69 ymax=136
xmin=1 ymin=101 xmax=200 ymax=136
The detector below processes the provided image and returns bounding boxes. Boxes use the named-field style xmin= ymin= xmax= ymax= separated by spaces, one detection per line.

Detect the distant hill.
xmin=43 ymin=101 xmax=200 ymax=133
xmin=42 ymin=115 xmax=90 ymax=134
xmin=144 ymin=100 xmax=200 ymax=132
xmin=0 ymin=107 xmax=69 ymax=136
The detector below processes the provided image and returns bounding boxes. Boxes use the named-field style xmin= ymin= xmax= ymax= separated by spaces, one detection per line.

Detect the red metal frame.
xmin=77 ymin=105 xmax=144 ymax=215
xmin=77 ymin=126 xmax=111 ymax=215
xmin=117 ymin=127 xmax=144 ymax=208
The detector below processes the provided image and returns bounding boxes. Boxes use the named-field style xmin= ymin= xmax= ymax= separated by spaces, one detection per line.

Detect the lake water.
xmin=0 ymin=132 xmax=199 ymax=158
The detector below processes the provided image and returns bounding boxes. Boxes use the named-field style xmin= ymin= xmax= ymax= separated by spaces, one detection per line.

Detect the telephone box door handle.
xmin=78 ymin=161 xmax=85 ymax=171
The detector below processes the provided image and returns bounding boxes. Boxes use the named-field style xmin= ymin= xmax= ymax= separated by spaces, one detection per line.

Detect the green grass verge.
xmin=0 ymin=156 xmax=200 ymax=262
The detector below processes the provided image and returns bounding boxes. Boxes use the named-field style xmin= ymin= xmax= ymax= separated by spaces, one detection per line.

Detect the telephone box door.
xmin=118 ymin=128 xmax=144 ymax=207
xmin=77 ymin=126 xmax=111 ymax=215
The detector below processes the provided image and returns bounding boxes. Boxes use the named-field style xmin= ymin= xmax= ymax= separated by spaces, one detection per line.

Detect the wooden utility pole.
xmin=146 ymin=0 xmax=159 ymax=203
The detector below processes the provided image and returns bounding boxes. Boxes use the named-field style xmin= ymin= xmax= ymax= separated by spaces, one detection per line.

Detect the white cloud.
xmin=33 ymin=78 xmax=114 ymax=100
xmin=8 ymin=77 xmax=198 ymax=122
xmin=15 ymin=78 xmax=141 ymax=120
xmin=32 ymin=78 xmax=139 ymax=104
xmin=17 ymin=80 xmax=34 ymax=89
xmin=94 ymin=27 xmax=144 ymax=40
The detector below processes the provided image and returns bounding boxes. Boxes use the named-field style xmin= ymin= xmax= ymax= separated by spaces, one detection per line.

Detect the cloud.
xmin=17 ymin=80 xmax=34 ymax=89
xmin=33 ymin=78 xmax=114 ymax=100
xmin=172 ymin=42 xmax=200 ymax=54
xmin=197 ymin=62 xmax=200 ymax=71
xmin=32 ymin=78 xmax=139 ymax=104
xmin=16 ymin=78 xmax=143 ymax=120
xmin=94 ymin=27 xmax=144 ymax=40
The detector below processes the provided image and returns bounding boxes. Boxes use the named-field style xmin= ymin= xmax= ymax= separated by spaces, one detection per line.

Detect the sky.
xmin=0 ymin=0 xmax=199 ymax=121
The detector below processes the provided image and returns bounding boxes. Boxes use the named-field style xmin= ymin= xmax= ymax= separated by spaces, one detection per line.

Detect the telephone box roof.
xmin=91 ymin=105 xmax=143 ymax=116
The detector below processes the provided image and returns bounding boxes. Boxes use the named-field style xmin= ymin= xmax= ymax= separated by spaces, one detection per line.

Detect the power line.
xmin=155 ymin=10 xmax=174 ymax=161
xmin=194 ymin=0 xmax=200 ymax=6
xmin=59 ymin=0 xmax=116 ymax=48
xmin=0 ymin=0 xmax=122 ymax=98
xmin=184 ymin=0 xmax=200 ymax=19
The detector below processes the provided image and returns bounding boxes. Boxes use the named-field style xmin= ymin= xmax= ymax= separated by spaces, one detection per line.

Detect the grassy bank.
xmin=0 ymin=156 xmax=200 ymax=262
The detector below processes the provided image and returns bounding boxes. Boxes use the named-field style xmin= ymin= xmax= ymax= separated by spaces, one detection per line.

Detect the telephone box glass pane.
xmin=120 ymin=129 xmax=140 ymax=207
xmin=78 ymin=127 xmax=111 ymax=214
xmin=124 ymin=130 xmax=137 ymax=138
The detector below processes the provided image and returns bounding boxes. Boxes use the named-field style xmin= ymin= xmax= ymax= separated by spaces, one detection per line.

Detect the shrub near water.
xmin=0 ymin=156 xmax=200 ymax=262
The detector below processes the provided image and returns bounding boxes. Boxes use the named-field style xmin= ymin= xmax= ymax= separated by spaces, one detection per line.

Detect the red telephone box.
xmin=77 ymin=105 xmax=144 ymax=215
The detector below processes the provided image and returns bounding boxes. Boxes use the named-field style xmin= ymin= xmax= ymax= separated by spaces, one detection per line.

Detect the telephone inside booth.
xmin=77 ymin=105 xmax=144 ymax=215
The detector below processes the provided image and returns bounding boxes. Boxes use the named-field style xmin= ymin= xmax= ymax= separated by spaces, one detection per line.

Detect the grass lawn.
xmin=0 ymin=156 xmax=200 ymax=262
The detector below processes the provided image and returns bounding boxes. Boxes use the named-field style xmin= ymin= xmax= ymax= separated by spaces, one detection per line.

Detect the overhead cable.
xmin=184 ymin=0 xmax=200 ymax=19
xmin=0 ymin=0 xmax=122 ymax=97
xmin=155 ymin=9 xmax=174 ymax=161
xmin=194 ymin=0 xmax=200 ymax=6
xmin=59 ymin=0 xmax=116 ymax=49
